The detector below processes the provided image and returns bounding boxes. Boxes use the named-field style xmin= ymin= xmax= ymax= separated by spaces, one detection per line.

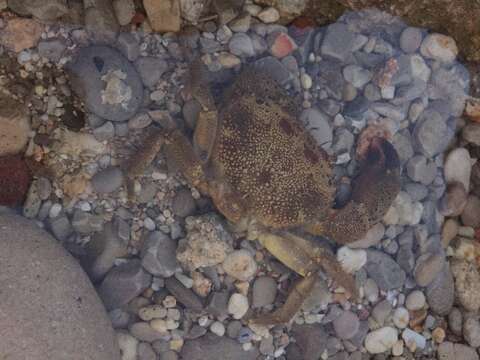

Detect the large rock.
xmin=67 ymin=45 xmax=144 ymax=122
xmin=0 ymin=214 xmax=120 ymax=360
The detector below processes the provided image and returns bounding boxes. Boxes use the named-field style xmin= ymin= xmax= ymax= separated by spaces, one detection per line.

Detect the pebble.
xmin=402 ymin=328 xmax=426 ymax=351
xmin=393 ymin=307 xmax=410 ymax=329
xmin=372 ymin=299 xmax=392 ymax=326
xmin=229 ymin=33 xmax=255 ymax=57
xmin=463 ymin=317 xmax=480 ymax=347
xmin=343 ymin=65 xmax=372 ymax=88
xmin=165 ymin=277 xmax=203 ymax=312
xmin=448 ymin=307 xmax=463 ymax=336
xmin=349 ymin=223 xmax=385 ymax=248
xmin=93 ymin=121 xmax=115 ymax=141
xmin=426 ymin=266 xmax=455 ymax=315
xmin=438 ymin=182 xmax=468 ymax=217
xmin=406 ymin=155 xmax=437 ymax=185
xmin=257 ymin=7 xmax=280 ymax=23
xmin=461 ymin=195 xmax=480 ymax=228
xmin=336 ymin=246 xmax=366 ymax=273
xmin=420 ymin=33 xmax=458 ymax=63
xmin=405 ymin=290 xmax=426 ymax=311
xmin=222 ymin=250 xmax=257 ymax=281
xmin=139 ymin=305 xmax=167 ymax=321
xmin=91 ymin=166 xmax=124 ymax=194
xmin=413 ymin=109 xmax=451 ymax=157
xmin=269 ymin=32 xmax=297 ymax=58
xmin=137 ymin=342 xmax=156 ymax=360
xmin=333 ymin=311 xmax=360 ymax=340
xmin=321 ymin=23 xmax=356 ymax=62
xmin=399 ymin=27 xmax=423 ymax=53
xmin=210 ymin=321 xmax=226 ymax=337
xmin=128 ymin=112 xmax=152 ymax=129
xmin=444 ymin=147 xmax=471 ymax=191
xmin=300 ymin=107 xmax=333 ymax=149
xmin=252 ymin=276 xmax=277 ymax=308
xmin=68 ymin=46 xmax=144 ymax=122
xmin=135 ymin=57 xmax=168 ymax=89
xmin=116 ymin=32 xmax=140 ymax=62
xmin=180 ymin=334 xmax=258 ymax=360
xmin=38 ymin=39 xmax=66 ymax=62
xmin=414 ymin=253 xmax=445 ymax=287
xmin=365 ymin=250 xmax=406 ymax=291
xmin=48 ymin=215 xmax=73 ymax=241
xmin=364 ymin=327 xmax=398 ymax=354
xmin=117 ymin=332 xmax=138 ymax=360
xmin=141 ymin=231 xmax=178 ymax=278
xmin=172 ymin=188 xmax=196 ymax=217
xmin=97 ymin=259 xmax=152 ymax=310
xmin=228 ymin=293 xmax=249 ymax=319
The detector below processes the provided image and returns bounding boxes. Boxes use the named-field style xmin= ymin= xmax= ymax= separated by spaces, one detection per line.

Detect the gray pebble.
xmin=48 ymin=215 xmax=73 ymax=241
xmin=135 ymin=57 xmax=168 ymax=89
xmin=252 ymin=276 xmax=277 ymax=308
xmin=406 ymin=155 xmax=437 ymax=185
xmin=172 ymin=188 xmax=196 ymax=218
xmin=91 ymin=166 xmax=124 ymax=194
xmin=365 ymin=250 xmax=406 ymax=291
xmin=333 ymin=311 xmax=360 ymax=340
xmin=321 ymin=23 xmax=356 ymax=62
xmin=229 ymin=33 xmax=255 ymax=57
xmin=399 ymin=27 xmax=423 ymax=53
xmin=38 ymin=39 xmax=66 ymax=62
xmin=138 ymin=342 xmax=157 ymax=360
xmin=93 ymin=121 xmax=115 ymax=141
xmin=116 ymin=32 xmax=140 ymax=61
xmin=141 ymin=231 xmax=178 ymax=278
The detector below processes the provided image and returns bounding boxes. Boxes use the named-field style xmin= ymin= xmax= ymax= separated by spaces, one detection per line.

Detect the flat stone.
xmin=134 ymin=57 xmax=168 ymax=89
xmin=420 ymin=33 xmax=458 ymax=63
xmin=291 ymin=324 xmax=328 ymax=360
xmin=365 ymin=250 xmax=406 ymax=291
xmin=333 ymin=311 xmax=360 ymax=340
xmin=143 ymin=0 xmax=181 ymax=33
xmin=0 ymin=214 xmax=120 ymax=359
xmin=165 ymin=277 xmax=203 ymax=312
xmin=38 ymin=39 xmax=66 ymax=62
xmin=116 ymin=32 xmax=140 ymax=61
xmin=406 ymin=155 xmax=437 ymax=185
xmin=91 ymin=166 xmax=124 ymax=194
xmin=228 ymin=33 xmax=255 ymax=57
xmin=252 ymin=276 xmax=277 ymax=308
xmin=300 ymin=108 xmax=332 ymax=149
xmin=254 ymin=56 xmax=292 ymax=85
xmin=321 ymin=23 xmax=355 ymax=61
xmin=364 ymin=327 xmax=398 ymax=354
xmin=399 ymin=27 xmax=423 ymax=53
xmin=67 ymin=46 xmax=144 ymax=122
xmin=97 ymin=259 xmax=152 ymax=310
xmin=413 ymin=109 xmax=451 ymax=158
xmin=316 ymin=59 xmax=345 ymax=100
xmin=141 ymin=231 xmax=178 ymax=277
xmin=444 ymin=148 xmax=471 ymax=192
xmin=343 ymin=65 xmax=372 ymax=89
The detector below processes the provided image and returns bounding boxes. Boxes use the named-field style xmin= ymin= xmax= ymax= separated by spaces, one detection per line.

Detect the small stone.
xmin=448 ymin=307 xmax=463 ymax=336
xmin=137 ymin=342 xmax=156 ymax=360
xmin=138 ymin=305 xmax=167 ymax=321
xmin=414 ymin=253 xmax=445 ymax=287
xmin=172 ymin=188 xmax=196 ymax=217
xmin=228 ymin=33 xmax=255 ymax=57
xmin=210 ymin=321 xmax=226 ymax=336
xmin=135 ymin=57 xmax=168 ymax=89
xmin=343 ymin=65 xmax=372 ymax=89
xmin=222 ymin=249 xmax=257 ymax=281
xmin=300 ymin=73 xmax=312 ymax=90
xmin=406 ymin=155 xmax=437 ymax=185
xmin=365 ymin=250 xmax=406 ymax=291
xmin=420 ymin=33 xmax=458 ymax=63
xmin=71 ymin=210 xmax=103 ymax=234
xmin=228 ymin=293 xmax=249 ymax=319
xmin=463 ymin=317 xmax=480 ymax=347
xmin=206 ymin=291 xmax=229 ymax=318
xmin=93 ymin=121 xmax=115 ymax=141
xmin=180 ymin=334 xmax=258 ymax=360
xmin=300 ymin=107 xmax=333 ymax=149
xmin=461 ymin=195 xmax=480 ymax=228
xmin=402 ymin=328 xmax=426 ymax=351
xmin=98 ymin=259 xmax=152 ymax=310
xmin=372 ymin=300 xmax=392 ymax=326
xmin=321 ymin=23 xmax=355 ymax=62
xmin=117 ymin=331 xmax=138 ymax=360
xmin=333 ymin=311 xmax=360 ymax=340
xmin=116 ymin=32 xmax=140 ymax=61
xmin=48 ymin=215 xmax=73 ymax=241
xmin=217 ymin=52 xmax=241 ymax=68
xmin=254 ymin=56 xmax=292 ymax=85
xmin=257 ymin=7 xmax=279 ymax=23
xmin=129 ymin=322 xmax=165 ymax=342
xmin=444 ymin=148 xmax=471 ymax=191
xmin=0 ymin=18 xmax=43 ymax=52
xmin=38 ymin=39 xmax=66 ymax=62
xmin=141 ymin=231 xmax=178 ymax=278
xmin=364 ymin=327 xmax=398 ymax=354
xmin=405 ymin=290 xmax=426 ymax=311
xmin=336 ymin=246 xmax=366 ymax=273
xmin=439 ymin=182 xmax=468 ymax=217
xmin=413 ymin=109 xmax=451 ymax=158
xmin=383 ymin=192 xmax=423 ymax=226
xmin=252 ymin=276 xmax=277 ymax=308
xmin=128 ymin=113 xmax=152 ymax=129
xmin=426 ymin=266 xmax=455 ymax=315
xmin=143 ymin=0 xmax=181 ymax=32
xmin=399 ymin=27 xmax=423 ymax=53
xmin=269 ymin=32 xmax=297 ymax=58
xmin=393 ymin=307 xmax=410 ymax=329
xmin=91 ymin=166 xmax=124 ymax=194
xmin=165 ymin=277 xmax=203 ymax=312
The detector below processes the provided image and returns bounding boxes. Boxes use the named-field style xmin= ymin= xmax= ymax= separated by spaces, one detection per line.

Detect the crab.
xmin=125 ymin=60 xmax=401 ymax=325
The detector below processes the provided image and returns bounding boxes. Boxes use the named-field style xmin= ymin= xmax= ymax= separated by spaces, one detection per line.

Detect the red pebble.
xmin=270 ymin=32 xmax=297 ymax=58
xmin=0 ymin=155 xmax=31 ymax=206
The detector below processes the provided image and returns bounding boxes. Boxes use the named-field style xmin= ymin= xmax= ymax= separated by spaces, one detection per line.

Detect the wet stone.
xmin=91 ymin=166 xmax=124 ymax=194
xmin=135 ymin=57 xmax=168 ymax=89
xmin=116 ymin=32 xmax=140 ymax=61
xmin=141 ymin=231 xmax=178 ymax=278
xmin=320 ymin=23 xmax=356 ymax=62
xmin=399 ymin=27 xmax=423 ymax=54
xmin=252 ymin=276 xmax=277 ymax=308
xmin=165 ymin=277 xmax=203 ymax=312
xmin=365 ymin=250 xmax=406 ymax=291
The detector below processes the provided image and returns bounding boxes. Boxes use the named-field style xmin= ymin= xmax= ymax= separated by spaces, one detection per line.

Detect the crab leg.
xmin=253 ymin=231 xmax=357 ymax=325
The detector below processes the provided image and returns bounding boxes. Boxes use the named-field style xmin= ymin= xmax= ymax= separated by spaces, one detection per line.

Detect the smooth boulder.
xmin=0 ymin=214 xmax=120 ymax=360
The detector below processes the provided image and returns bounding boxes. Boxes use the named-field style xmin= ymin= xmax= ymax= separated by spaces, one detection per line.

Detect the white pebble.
xmin=116 ymin=331 xmax=138 ymax=360
xmin=257 ymin=7 xmax=279 ymax=23
xmin=364 ymin=327 xmax=398 ymax=354
xmin=393 ymin=307 xmax=410 ymax=329
xmin=381 ymin=85 xmax=395 ymax=99
xmin=405 ymin=290 xmax=426 ymax=311
xmin=49 ymin=203 xmax=62 ymax=218
xmin=337 ymin=246 xmax=367 ymax=273
xmin=402 ymin=328 xmax=426 ymax=351
xmin=222 ymin=250 xmax=257 ymax=281
xmin=300 ymin=73 xmax=312 ymax=90
xmin=228 ymin=293 xmax=249 ymax=319
xmin=138 ymin=305 xmax=167 ymax=321
xmin=210 ymin=321 xmax=226 ymax=336
xmin=392 ymin=340 xmax=404 ymax=356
